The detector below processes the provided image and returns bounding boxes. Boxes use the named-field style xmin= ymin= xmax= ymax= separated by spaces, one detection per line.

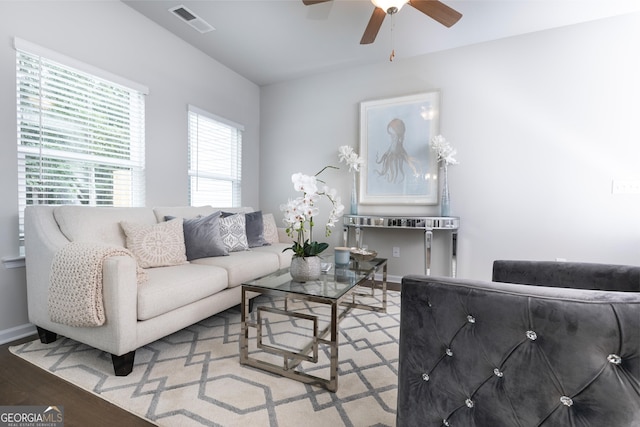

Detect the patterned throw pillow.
xmin=120 ymin=218 xmax=188 ymax=268
xmin=262 ymin=213 xmax=279 ymax=244
xmin=219 ymin=213 xmax=249 ymax=252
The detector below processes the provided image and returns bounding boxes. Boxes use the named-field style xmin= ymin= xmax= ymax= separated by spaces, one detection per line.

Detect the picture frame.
xmin=359 ymin=91 xmax=440 ymax=205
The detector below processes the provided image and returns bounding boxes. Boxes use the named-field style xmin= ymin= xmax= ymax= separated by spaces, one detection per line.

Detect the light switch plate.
xmin=612 ymin=180 xmax=640 ymax=194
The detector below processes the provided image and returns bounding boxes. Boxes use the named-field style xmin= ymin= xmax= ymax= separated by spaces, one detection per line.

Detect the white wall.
xmin=0 ymin=1 xmax=260 ymax=342
xmin=260 ymin=12 xmax=640 ymax=280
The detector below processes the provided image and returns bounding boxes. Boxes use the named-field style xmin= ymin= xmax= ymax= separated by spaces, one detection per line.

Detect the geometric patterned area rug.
xmin=10 ymin=290 xmax=400 ymax=427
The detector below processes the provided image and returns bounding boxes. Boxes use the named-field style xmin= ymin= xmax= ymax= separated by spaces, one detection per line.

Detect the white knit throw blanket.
xmin=49 ymin=241 xmax=147 ymax=327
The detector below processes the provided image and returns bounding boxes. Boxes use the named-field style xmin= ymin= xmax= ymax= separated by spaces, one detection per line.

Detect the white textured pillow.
xmin=220 ymin=213 xmax=249 ymax=252
xmin=262 ymin=213 xmax=279 ymax=244
xmin=120 ymin=218 xmax=188 ymax=268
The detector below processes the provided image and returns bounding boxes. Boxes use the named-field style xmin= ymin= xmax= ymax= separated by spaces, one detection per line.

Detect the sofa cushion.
xmin=121 ymin=218 xmax=188 ymax=268
xmin=214 ymin=206 xmax=253 ymax=215
xmin=220 ymin=213 xmax=249 ymax=252
xmin=54 ymin=206 xmax=156 ymax=247
xmin=262 ymin=213 xmax=279 ymax=244
xmin=222 ymin=210 xmax=268 ymax=248
xmin=243 ymin=210 xmax=269 ymax=248
xmin=166 ymin=211 xmax=229 ymax=261
xmin=138 ymin=264 xmax=228 ymax=320
xmin=251 ymin=243 xmax=293 ymax=269
xmin=153 ymin=206 xmax=218 ymax=223
xmin=191 ymin=250 xmax=280 ymax=288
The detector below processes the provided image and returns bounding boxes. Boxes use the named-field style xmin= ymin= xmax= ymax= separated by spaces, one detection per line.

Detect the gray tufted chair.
xmin=397 ymin=260 xmax=640 ymax=426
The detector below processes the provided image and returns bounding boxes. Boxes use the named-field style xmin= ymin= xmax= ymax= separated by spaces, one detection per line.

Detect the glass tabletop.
xmin=243 ymin=257 xmax=387 ymax=301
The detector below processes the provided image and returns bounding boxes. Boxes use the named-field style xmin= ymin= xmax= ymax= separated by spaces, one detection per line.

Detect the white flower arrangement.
xmin=280 ymin=167 xmax=344 ymax=257
xmin=338 ymin=145 xmax=364 ymax=173
xmin=430 ymin=135 xmax=459 ymax=165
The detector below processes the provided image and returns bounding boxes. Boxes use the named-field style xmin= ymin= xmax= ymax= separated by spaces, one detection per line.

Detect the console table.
xmin=343 ymin=215 xmax=460 ymax=277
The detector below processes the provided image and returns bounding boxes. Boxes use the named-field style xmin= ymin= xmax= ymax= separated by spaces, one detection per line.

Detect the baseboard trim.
xmin=0 ymin=323 xmax=36 ymax=345
xmin=376 ymin=273 xmax=401 ymax=285
xmin=1 ymin=255 xmax=25 ymax=269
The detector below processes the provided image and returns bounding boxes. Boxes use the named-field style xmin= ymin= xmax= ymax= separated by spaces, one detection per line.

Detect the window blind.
xmin=16 ymin=42 xmax=146 ymax=241
xmin=188 ymin=106 xmax=243 ymax=207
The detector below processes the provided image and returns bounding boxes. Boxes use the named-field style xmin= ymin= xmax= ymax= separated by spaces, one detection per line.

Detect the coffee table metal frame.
xmin=240 ymin=258 xmax=388 ymax=392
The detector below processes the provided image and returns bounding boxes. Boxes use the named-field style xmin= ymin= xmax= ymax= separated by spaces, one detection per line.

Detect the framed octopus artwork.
xmin=359 ymin=91 xmax=440 ymax=205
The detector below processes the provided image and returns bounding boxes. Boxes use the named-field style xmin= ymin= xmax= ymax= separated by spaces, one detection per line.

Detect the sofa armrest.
xmin=25 ymin=206 xmax=71 ymax=327
xmin=397 ymin=274 xmax=640 ymax=427
xmin=25 ymin=205 xmax=140 ymax=356
xmin=101 ymin=256 xmax=139 ymax=352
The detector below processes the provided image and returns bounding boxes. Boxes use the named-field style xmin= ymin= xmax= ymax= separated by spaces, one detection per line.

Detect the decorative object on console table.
xmin=440 ymin=162 xmax=451 ymax=217
xmin=338 ymin=145 xmax=364 ymax=215
xmin=280 ymin=166 xmax=344 ymax=282
xmin=351 ymin=172 xmax=358 ymax=215
xmin=430 ymin=134 xmax=458 ymax=217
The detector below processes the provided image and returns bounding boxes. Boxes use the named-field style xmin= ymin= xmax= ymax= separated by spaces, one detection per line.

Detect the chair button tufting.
xmin=526 ymin=330 xmax=537 ymax=341
xmin=422 ymin=373 xmax=430 ymax=382
xmin=607 ymin=354 xmax=622 ymax=365
xmin=443 ymin=419 xmax=450 ymax=426
xmin=494 ymin=368 xmax=504 ymax=377
xmin=560 ymin=396 xmax=573 ymax=407
xmin=446 ymin=348 xmax=454 ymax=357
xmin=467 ymin=315 xmax=476 ymax=323
xmin=465 ymin=398 xmax=474 ymax=408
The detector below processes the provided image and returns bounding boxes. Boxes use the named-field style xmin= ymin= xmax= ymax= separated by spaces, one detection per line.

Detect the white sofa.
xmin=24 ymin=205 xmax=292 ymax=375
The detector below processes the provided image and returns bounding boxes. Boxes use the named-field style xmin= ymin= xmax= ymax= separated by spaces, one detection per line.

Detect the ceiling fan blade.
xmin=302 ymin=0 xmax=331 ymax=5
xmin=360 ymin=8 xmax=386 ymax=45
xmin=408 ymin=0 xmax=462 ymax=27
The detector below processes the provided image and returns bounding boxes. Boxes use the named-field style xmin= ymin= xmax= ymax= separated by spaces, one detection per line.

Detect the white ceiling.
xmin=123 ymin=0 xmax=640 ymax=86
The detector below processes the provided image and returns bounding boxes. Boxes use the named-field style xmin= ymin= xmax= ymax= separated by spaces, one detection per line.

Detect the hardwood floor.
xmin=0 ymin=335 xmax=154 ymax=427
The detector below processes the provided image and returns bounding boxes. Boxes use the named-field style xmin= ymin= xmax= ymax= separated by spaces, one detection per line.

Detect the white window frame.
xmin=188 ymin=105 xmax=243 ymax=207
xmin=15 ymin=38 xmax=148 ymax=241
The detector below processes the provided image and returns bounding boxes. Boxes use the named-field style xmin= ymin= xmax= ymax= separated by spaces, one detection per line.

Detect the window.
xmin=15 ymin=39 xmax=147 ymax=241
xmin=188 ymin=105 xmax=243 ymax=207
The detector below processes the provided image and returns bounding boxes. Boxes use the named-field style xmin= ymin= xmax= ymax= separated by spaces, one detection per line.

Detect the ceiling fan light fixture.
xmin=371 ymin=0 xmax=407 ymax=14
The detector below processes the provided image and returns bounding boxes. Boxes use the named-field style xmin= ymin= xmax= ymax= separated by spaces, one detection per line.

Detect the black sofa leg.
xmin=111 ymin=351 xmax=135 ymax=376
xmin=36 ymin=326 xmax=57 ymax=344
xmin=36 ymin=326 xmax=134 ymax=376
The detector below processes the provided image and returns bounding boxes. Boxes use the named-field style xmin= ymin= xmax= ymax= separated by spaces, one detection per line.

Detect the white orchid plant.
xmin=280 ymin=166 xmax=344 ymax=257
xmin=430 ymin=135 xmax=459 ymax=165
xmin=338 ymin=145 xmax=365 ymax=173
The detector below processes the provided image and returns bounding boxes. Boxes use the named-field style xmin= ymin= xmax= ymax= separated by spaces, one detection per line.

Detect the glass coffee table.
xmin=240 ymin=257 xmax=387 ymax=392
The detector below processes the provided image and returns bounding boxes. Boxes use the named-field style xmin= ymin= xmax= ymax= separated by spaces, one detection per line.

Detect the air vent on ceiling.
xmin=169 ymin=5 xmax=214 ymax=34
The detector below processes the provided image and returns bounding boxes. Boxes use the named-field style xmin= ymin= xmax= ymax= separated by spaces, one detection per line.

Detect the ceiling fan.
xmin=302 ymin=0 xmax=462 ymax=45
